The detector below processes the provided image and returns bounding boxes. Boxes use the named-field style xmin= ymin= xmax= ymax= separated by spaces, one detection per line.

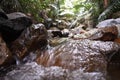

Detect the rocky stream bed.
xmin=0 ymin=10 xmax=120 ymax=80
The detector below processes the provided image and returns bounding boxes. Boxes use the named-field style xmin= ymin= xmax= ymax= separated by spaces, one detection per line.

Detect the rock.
xmin=3 ymin=62 xmax=105 ymax=80
xmin=36 ymin=39 xmax=120 ymax=72
xmin=89 ymin=26 xmax=118 ymax=41
xmin=70 ymin=26 xmax=86 ymax=35
xmin=61 ymin=29 xmax=69 ymax=37
xmin=114 ymin=38 xmax=120 ymax=44
xmin=47 ymin=27 xmax=60 ymax=38
xmin=0 ymin=12 xmax=32 ymax=43
xmin=96 ymin=18 xmax=120 ymax=32
xmin=0 ymin=34 xmax=17 ymax=77
xmin=89 ymin=18 xmax=120 ymax=41
xmin=7 ymin=12 xmax=28 ymax=20
xmin=69 ymin=26 xmax=117 ymax=41
xmin=9 ymin=24 xmax=48 ymax=62
xmin=0 ymin=9 xmax=8 ymax=19
xmin=49 ymin=38 xmax=68 ymax=47
xmin=96 ymin=19 xmax=115 ymax=28
xmin=68 ymin=25 xmax=87 ymax=39
xmin=44 ymin=18 xmax=53 ymax=29
xmin=48 ymin=27 xmax=60 ymax=31
xmin=48 ymin=29 xmax=69 ymax=38
xmin=68 ymin=23 xmax=118 ymax=41
xmin=57 ymin=20 xmax=70 ymax=30
xmin=71 ymin=28 xmax=97 ymax=39
xmin=0 ymin=34 xmax=12 ymax=66
xmin=51 ymin=30 xmax=63 ymax=37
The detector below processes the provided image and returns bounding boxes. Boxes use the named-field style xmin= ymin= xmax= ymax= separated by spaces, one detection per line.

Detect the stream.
xmin=1 ymin=39 xmax=120 ymax=80
xmin=0 ymin=12 xmax=120 ymax=80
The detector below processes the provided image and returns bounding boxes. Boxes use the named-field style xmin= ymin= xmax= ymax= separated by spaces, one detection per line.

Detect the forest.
xmin=1 ymin=0 xmax=119 ymax=25
xmin=0 ymin=0 xmax=120 ymax=80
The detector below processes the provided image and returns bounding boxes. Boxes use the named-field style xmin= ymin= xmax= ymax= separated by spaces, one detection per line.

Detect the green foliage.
xmin=98 ymin=0 xmax=120 ymax=22
xmin=0 ymin=0 xmax=22 ymax=13
xmin=0 ymin=0 xmax=57 ymax=22
xmin=18 ymin=0 xmax=42 ymax=22
xmin=18 ymin=0 xmax=57 ymax=22
xmin=59 ymin=0 xmax=100 ymax=20
xmin=0 ymin=0 xmax=103 ymax=24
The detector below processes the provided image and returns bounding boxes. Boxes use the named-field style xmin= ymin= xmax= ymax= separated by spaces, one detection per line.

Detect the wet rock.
xmin=57 ymin=20 xmax=70 ymax=30
xmin=49 ymin=38 xmax=68 ymax=47
xmin=0 ymin=12 xmax=32 ymax=43
xmin=51 ymin=30 xmax=63 ymax=37
xmin=89 ymin=26 xmax=118 ymax=41
xmin=96 ymin=18 xmax=120 ymax=28
xmin=69 ymin=26 xmax=117 ymax=41
xmin=96 ymin=18 xmax=120 ymax=38
xmin=71 ymin=18 xmax=120 ymax=41
xmin=48 ymin=29 xmax=69 ymax=38
xmin=88 ymin=18 xmax=120 ymax=41
xmin=0 ymin=34 xmax=16 ymax=77
xmin=9 ymin=24 xmax=48 ymax=62
xmin=96 ymin=19 xmax=116 ymax=28
xmin=0 ymin=9 xmax=8 ymax=19
xmin=69 ymin=69 xmax=105 ymax=80
xmin=71 ymin=26 xmax=118 ymax=41
xmin=3 ymin=62 xmax=69 ymax=80
xmin=47 ymin=27 xmax=60 ymax=38
xmin=0 ymin=34 xmax=12 ymax=66
xmin=61 ymin=29 xmax=69 ymax=37
xmin=70 ymin=25 xmax=86 ymax=35
xmin=36 ymin=39 xmax=120 ymax=72
xmin=3 ymin=62 xmax=105 ymax=80
xmin=71 ymin=28 xmax=97 ymax=39
xmin=114 ymin=38 xmax=120 ymax=44
xmin=68 ymin=25 xmax=90 ymax=39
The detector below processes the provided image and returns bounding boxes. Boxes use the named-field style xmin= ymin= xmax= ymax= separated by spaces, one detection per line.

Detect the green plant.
xmin=98 ymin=0 xmax=120 ymax=22
xmin=0 ymin=0 xmax=57 ymax=22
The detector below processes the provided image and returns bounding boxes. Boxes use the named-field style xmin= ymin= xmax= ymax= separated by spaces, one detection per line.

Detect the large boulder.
xmin=9 ymin=24 xmax=48 ymax=62
xmin=0 ymin=9 xmax=8 ymax=19
xmin=0 ymin=12 xmax=32 ymax=43
xmin=97 ymin=19 xmax=116 ymax=28
xmin=36 ymin=39 xmax=120 ymax=72
xmin=88 ymin=26 xmax=118 ymax=41
xmin=96 ymin=18 xmax=120 ymax=38
xmin=0 ymin=34 xmax=12 ymax=66
xmin=0 ymin=33 xmax=18 ymax=77
xmin=0 ymin=23 xmax=47 ymax=76
xmin=2 ymin=62 xmax=105 ymax=80
xmin=88 ymin=18 xmax=120 ymax=41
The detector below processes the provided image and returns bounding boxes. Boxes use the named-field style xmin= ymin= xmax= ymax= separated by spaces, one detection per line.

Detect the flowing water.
xmin=1 ymin=39 xmax=120 ymax=80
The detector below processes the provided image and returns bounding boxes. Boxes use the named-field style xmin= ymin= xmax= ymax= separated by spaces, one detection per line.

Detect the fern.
xmin=98 ymin=0 xmax=120 ymax=22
